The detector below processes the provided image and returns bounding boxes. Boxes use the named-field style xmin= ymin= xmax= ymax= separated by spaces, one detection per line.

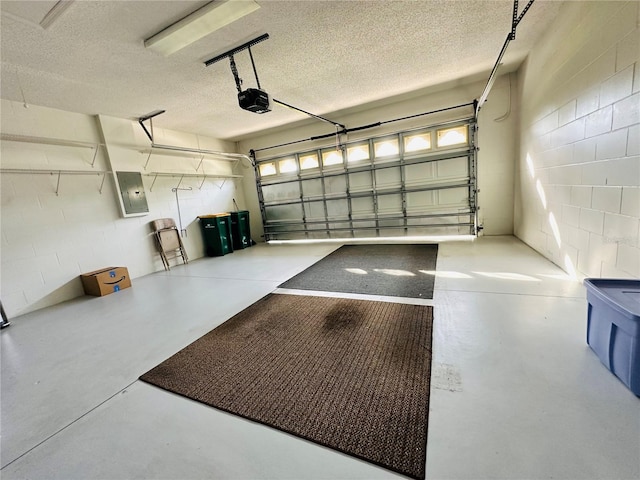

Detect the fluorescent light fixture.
xmin=145 ymin=0 xmax=260 ymax=56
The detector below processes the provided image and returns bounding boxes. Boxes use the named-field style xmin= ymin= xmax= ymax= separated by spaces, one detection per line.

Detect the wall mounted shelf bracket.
xmin=138 ymin=110 xmax=166 ymax=142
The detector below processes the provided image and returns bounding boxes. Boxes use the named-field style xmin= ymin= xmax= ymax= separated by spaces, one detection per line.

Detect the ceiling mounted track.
xmin=476 ymin=0 xmax=535 ymax=117
xmin=40 ymin=1 xmax=75 ymax=29
xmin=204 ymin=33 xmax=270 ymax=67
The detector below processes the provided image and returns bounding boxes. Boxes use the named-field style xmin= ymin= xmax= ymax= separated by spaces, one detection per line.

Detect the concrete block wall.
xmin=516 ymin=1 xmax=640 ymax=279
xmin=0 ymin=101 xmax=247 ymax=317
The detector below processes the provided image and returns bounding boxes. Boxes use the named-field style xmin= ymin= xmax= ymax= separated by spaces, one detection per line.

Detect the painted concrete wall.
xmin=0 ymin=100 xmax=246 ymax=317
xmin=237 ymin=74 xmax=517 ymax=241
xmin=515 ymin=1 xmax=639 ymax=279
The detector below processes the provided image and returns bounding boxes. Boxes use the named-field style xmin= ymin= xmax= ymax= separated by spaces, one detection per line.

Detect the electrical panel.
xmin=116 ymin=171 xmax=149 ymax=215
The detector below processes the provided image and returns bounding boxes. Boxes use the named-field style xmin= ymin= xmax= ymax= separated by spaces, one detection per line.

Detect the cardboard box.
xmin=81 ymin=267 xmax=131 ymax=297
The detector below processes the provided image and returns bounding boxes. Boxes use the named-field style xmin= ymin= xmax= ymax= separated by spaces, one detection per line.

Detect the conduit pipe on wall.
xmin=172 ymin=186 xmax=192 ymax=237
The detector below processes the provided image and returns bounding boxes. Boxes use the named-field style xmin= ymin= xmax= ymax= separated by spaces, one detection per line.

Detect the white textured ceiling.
xmin=0 ymin=0 xmax=561 ymax=141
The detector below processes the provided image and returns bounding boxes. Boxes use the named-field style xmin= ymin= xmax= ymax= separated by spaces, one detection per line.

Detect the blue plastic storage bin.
xmin=584 ymin=278 xmax=640 ymax=396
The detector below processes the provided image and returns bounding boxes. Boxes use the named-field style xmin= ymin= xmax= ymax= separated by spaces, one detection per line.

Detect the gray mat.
xmin=279 ymin=244 xmax=438 ymax=299
xmin=140 ymin=294 xmax=433 ymax=479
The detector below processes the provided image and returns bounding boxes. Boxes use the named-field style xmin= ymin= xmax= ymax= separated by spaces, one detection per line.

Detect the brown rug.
xmin=140 ymin=294 xmax=433 ymax=479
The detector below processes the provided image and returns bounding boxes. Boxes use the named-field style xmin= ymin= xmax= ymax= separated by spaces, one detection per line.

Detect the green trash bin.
xmin=230 ymin=210 xmax=251 ymax=250
xmin=198 ymin=214 xmax=233 ymax=256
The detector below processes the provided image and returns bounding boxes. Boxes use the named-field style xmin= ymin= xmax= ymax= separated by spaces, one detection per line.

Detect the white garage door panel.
xmin=324 ymin=176 xmax=347 ymax=194
xmin=406 ymin=191 xmax=436 ymax=210
xmin=375 ymin=167 xmax=401 ymax=189
xmin=438 ymin=187 xmax=469 ymax=205
xmin=351 ymin=197 xmax=375 ymax=214
xmin=262 ymin=183 xmax=299 ymax=202
xmin=301 ymin=178 xmax=323 ymax=196
xmin=266 ymin=204 xmax=304 ymax=223
xmin=436 ymin=156 xmax=469 ymax=178
xmin=304 ymin=202 xmax=325 ymax=220
xmin=326 ymin=199 xmax=349 ymax=217
xmin=405 ymin=163 xmax=435 ymax=184
xmin=256 ymin=117 xmax=477 ymax=240
xmin=349 ymin=172 xmax=372 ymax=190
xmin=378 ymin=194 xmax=402 ymax=214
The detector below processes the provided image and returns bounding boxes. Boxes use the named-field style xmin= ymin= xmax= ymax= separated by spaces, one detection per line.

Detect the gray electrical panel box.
xmin=116 ymin=171 xmax=149 ymax=215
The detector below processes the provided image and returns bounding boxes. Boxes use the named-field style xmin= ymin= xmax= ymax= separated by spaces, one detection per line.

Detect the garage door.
xmin=254 ymin=117 xmax=478 ymax=241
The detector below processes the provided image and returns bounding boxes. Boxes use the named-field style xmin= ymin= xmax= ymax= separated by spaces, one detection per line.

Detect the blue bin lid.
xmin=584 ymin=279 xmax=640 ymax=318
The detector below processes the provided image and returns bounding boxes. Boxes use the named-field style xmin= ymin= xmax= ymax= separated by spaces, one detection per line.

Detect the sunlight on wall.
xmin=549 ymin=212 xmax=561 ymax=248
xmin=536 ymin=179 xmax=547 ymax=209
xmin=526 ymin=153 xmax=535 ymax=178
xmin=522 ymin=152 xmax=577 ymax=280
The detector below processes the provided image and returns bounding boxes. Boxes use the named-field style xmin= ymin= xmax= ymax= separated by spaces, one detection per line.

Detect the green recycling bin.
xmin=198 ymin=214 xmax=233 ymax=257
xmin=230 ymin=210 xmax=251 ymax=250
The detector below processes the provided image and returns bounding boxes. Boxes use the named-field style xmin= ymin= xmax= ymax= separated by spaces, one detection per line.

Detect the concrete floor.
xmin=1 ymin=236 xmax=638 ymax=479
